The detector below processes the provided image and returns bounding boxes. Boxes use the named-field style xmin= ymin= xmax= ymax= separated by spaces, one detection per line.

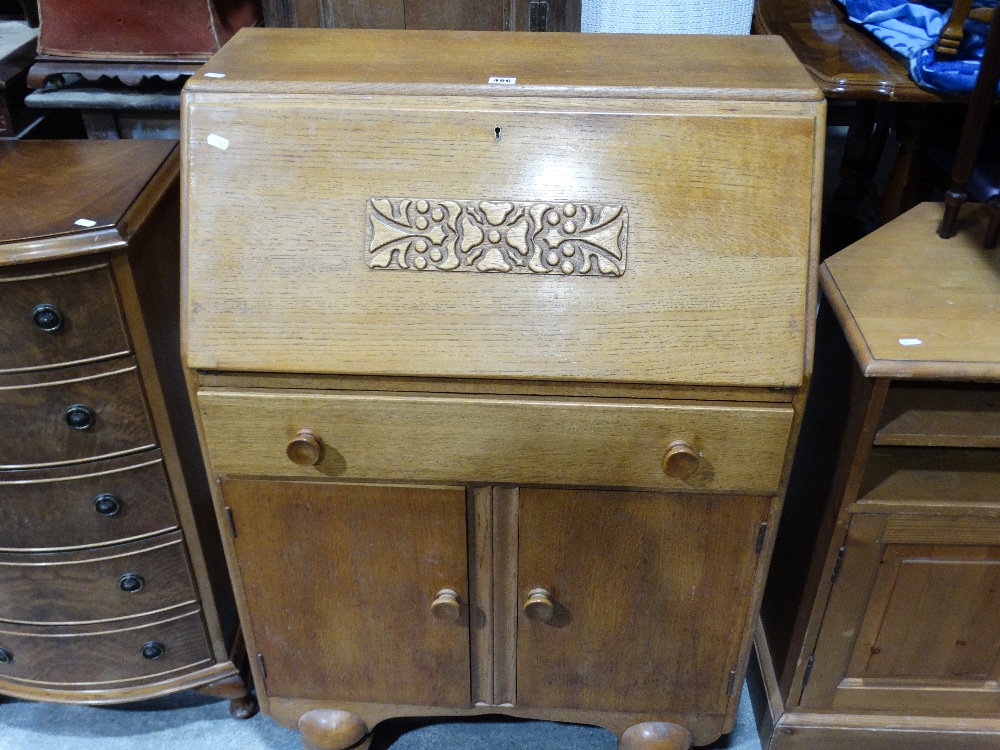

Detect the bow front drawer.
xmin=0 ymin=259 xmax=130 ymax=374
xmin=198 ymin=388 xmax=793 ymax=494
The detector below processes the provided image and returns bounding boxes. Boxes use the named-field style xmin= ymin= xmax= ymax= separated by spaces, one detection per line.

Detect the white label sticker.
xmin=488 ymin=76 xmax=516 ymax=85
xmin=207 ymin=133 xmax=230 ymax=151
xmin=899 ymin=338 xmax=923 ymax=346
xmin=74 ymin=219 xmax=97 ymax=228
xmin=204 ymin=72 xmax=226 ymax=78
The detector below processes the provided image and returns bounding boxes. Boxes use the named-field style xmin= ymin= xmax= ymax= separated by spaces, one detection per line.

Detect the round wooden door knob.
xmin=523 ymin=588 xmax=555 ymax=622
xmin=286 ymin=429 xmax=322 ymax=466
xmin=661 ymin=439 xmax=700 ymax=480
xmin=431 ymin=588 xmax=461 ymax=621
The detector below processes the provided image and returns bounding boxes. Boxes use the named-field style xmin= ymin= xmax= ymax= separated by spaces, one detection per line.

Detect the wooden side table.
xmin=753 ymin=201 xmax=1000 ymax=749
xmin=0 ymin=140 xmax=253 ymax=716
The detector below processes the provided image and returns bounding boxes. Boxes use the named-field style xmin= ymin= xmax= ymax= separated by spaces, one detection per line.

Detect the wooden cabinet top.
xmin=185 ymin=28 xmax=823 ymax=101
xmin=0 ymin=140 xmax=177 ymax=266
xmin=821 ymin=202 xmax=1000 ymax=381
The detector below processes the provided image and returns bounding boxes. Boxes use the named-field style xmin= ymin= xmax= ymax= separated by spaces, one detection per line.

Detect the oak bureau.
xmin=182 ymin=29 xmax=825 ymax=750
xmin=0 ymin=140 xmax=251 ymax=715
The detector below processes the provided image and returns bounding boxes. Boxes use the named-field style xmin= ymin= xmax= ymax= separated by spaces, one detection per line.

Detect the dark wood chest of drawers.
xmin=0 ymin=140 xmax=251 ymax=713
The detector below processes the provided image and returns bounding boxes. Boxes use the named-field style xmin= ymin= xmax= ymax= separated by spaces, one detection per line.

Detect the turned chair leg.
xmin=197 ymin=672 xmax=258 ymax=719
xmin=619 ymin=721 xmax=693 ymax=750
xmin=299 ymin=709 xmax=372 ymax=750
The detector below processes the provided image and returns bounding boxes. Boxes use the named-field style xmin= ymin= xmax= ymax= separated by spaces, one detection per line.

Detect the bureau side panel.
xmin=183 ymin=96 xmax=818 ymax=387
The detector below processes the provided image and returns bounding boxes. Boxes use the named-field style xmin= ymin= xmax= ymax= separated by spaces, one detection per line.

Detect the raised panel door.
xmin=801 ymin=513 xmax=1000 ymax=714
xmin=515 ymin=487 xmax=770 ymax=714
xmin=223 ymin=479 xmax=471 ymax=707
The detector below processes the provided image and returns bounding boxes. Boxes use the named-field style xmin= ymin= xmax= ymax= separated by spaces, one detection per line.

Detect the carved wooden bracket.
xmin=366 ymin=198 xmax=627 ymax=276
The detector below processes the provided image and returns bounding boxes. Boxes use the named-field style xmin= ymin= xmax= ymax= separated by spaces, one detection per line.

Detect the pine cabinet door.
xmin=801 ymin=513 xmax=1000 ymax=714
xmin=223 ymin=479 xmax=471 ymax=707
xmin=515 ymin=487 xmax=770 ymax=714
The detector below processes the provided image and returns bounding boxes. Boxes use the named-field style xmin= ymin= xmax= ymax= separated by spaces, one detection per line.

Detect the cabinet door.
xmin=223 ymin=480 xmax=470 ymax=707
xmin=516 ymin=488 xmax=770 ymax=714
xmin=801 ymin=514 xmax=1000 ymax=714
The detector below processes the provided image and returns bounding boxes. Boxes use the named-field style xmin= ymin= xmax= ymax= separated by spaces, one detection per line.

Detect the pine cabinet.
xmin=754 ymin=203 xmax=1000 ymax=749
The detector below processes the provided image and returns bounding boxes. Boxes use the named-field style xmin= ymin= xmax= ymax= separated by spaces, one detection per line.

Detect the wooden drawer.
xmin=0 ymin=606 xmax=213 ymax=690
xmin=0 ymin=531 xmax=198 ymax=625
xmin=199 ymin=388 xmax=794 ymax=493
xmin=0 ymin=357 xmax=156 ymax=470
xmin=0 ymin=259 xmax=130 ymax=374
xmin=0 ymin=452 xmax=179 ymax=552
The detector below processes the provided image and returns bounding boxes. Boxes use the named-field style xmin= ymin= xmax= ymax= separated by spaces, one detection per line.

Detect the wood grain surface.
xmin=515 ymin=488 xmax=769 ymax=715
xmin=855 ymin=447 xmax=1000 ymax=513
xmin=223 ymin=480 xmax=470 ymax=707
xmin=198 ymin=388 xmax=793 ymax=493
xmin=0 ymin=357 xmax=156 ymax=470
xmin=0 ymin=605 xmax=212 ymax=690
xmin=0 ymin=452 xmax=179 ymax=552
xmin=185 ymin=94 xmax=818 ymax=386
xmin=822 ymin=202 xmax=1000 ymax=380
xmin=0 ymin=531 xmax=198 ymax=625
xmin=187 ymin=29 xmax=822 ymax=99
xmin=875 ymin=382 xmax=1000 ymax=447
xmin=0 ymin=140 xmax=175 ymax=251
xmin=0 ymin=258 xmax=130 ymax=374
xmin=802 ymin=513 xmax=1000 ymax=714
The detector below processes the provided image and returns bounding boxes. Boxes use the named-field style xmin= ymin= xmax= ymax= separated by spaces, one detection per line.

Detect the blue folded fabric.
xmin=837 ymin=0 xmax=998 ymax=94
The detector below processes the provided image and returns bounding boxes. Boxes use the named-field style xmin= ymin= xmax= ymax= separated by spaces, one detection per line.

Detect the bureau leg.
xmin=299 ymin=709 xmax=372 ymax=750
xmin=197 ymin=673 xmax=259 ymax=720
xmin=619 ymin=722 xmax=692 ymax=750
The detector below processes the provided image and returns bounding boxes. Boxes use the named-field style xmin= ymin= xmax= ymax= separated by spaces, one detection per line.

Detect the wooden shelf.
xmin=854 ymin=446 xmax=1000 ymax=514
xmin=875 ymin=383 xmax=1000 ymax=448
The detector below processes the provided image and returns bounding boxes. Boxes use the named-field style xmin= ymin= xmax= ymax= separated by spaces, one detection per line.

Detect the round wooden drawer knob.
xmin=287 ymin=429 xmax=322 ymax=466
xmin=523 ymin=588 xmax=555 ymax=622
xmin=662 ymin=440 xmax=700 ymax=480
xmin=431 ymin=588 xmax=462 ymax=621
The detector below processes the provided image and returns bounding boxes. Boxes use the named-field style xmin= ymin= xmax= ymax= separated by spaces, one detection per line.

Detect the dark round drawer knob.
xmin=31 ymin=303 xmax=64 ymax=333
xmin=140 ymin=641 xmax=165 ymax=660
xmin=94 ymin=493 xmax=122 ymax=517
xmin=64 ymin=404 xmax=96 ymax=430
xmin=0 ymin=647 xmax=11 ymax=664
xmin=118 ymin=573 xmax=145 ymax=593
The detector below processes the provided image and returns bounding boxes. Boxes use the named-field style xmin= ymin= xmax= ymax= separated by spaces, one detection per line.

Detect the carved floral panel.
xmin=366 ymin=198 xmax=628 ymax=276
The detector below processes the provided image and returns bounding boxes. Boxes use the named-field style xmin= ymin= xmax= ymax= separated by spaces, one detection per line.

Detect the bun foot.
xmin=228 ymin=693 xmax=259 ymax=720
xmin=299 ymin=709 xmax=372 ymax=750
xmin=197 ymin=673 xmax=257 ymax=720
xmin=619 ymin=721 xmax=693 ymax=750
